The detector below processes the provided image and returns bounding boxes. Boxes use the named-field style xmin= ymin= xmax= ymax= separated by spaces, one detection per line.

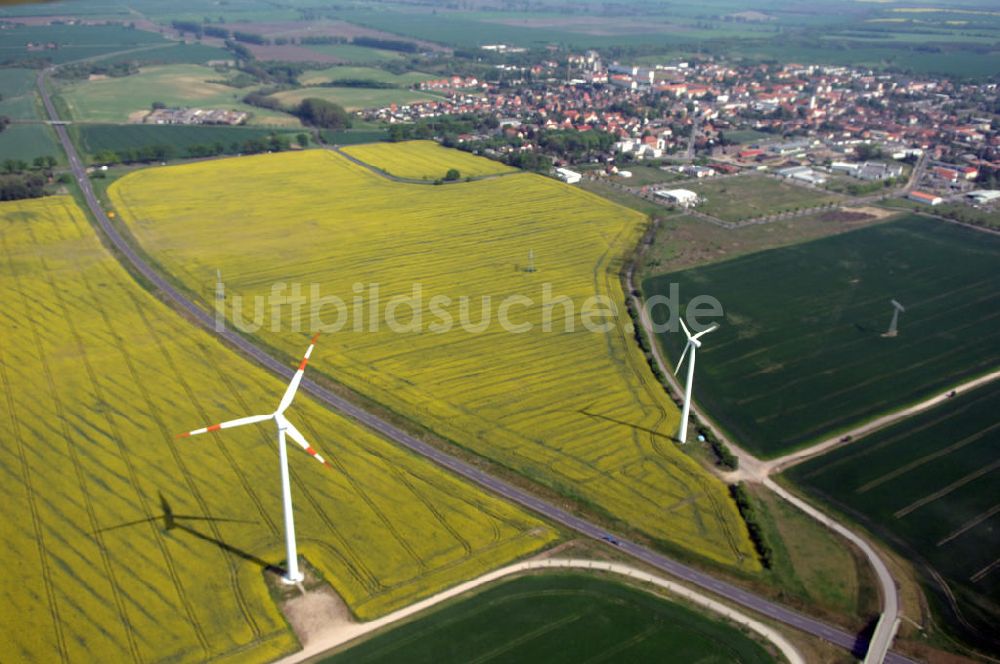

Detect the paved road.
xmin=38 ymin=69 xmax=916 ymax=663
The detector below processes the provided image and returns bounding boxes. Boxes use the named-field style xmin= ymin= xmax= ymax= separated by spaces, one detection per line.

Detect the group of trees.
xmin=0 ymin=173 xmax=47 ymax=201
xmin=730 ymin=483 xmax=773 ymax=569
xmin=173 ymin=18 xmax=420 ymax=55
xmin=853 ymin=143 xmax=884 ymax=161
xmin=54 ymin=61 xmax=138 ymax=80
xmin=242 ymin=89 xmax=283 ymax=111
xmin=3 ymin=155 xmax=57 ymax=174
xmin=352 ymin=36 xmax=420 ymax=53
xmin=323 ymin=78 xmax=397 ymax=89
xmin=94 ymin=145 xmax=173 ymax=165
xmin=536 ymin=129 xmax=616 ymax=161
xmin=0 ymin=156 xmax=57 ymax=201
xmin=93 ymin=134 xmax=292 ymax=166
xmin=295 ymin=98 xmax=351 ymax=129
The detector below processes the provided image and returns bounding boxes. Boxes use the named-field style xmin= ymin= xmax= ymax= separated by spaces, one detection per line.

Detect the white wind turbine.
xmin=674 ymin=320 xmax=718 ymax=444
xmin=884 ymin=299 xmax=905 ymax=337
xmin=177 ymin=333 xmax=331 ymax=584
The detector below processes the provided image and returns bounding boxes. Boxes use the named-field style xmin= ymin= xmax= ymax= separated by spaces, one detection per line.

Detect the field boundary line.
xmin=272 ymin=558 xmax=804 ymax=664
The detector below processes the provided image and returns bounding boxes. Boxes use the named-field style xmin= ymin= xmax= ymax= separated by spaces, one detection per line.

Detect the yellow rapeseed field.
xmin=342 ymin=140 xmax=516 ymax=179
xmin=0 ymin=196 xmax=556 ymax=663
xmin=110 ymin=149 xmax=759 ymax=570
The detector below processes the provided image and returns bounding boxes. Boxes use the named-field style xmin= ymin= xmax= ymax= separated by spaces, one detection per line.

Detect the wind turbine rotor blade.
xmin=276 ymin=333 xmax=320 ymax=414
xmin=679 ymin=317 xmax=692 ymax=340
xmin=674 ymin=342 xmax=691 ymax=376
xmin=280 ymin=417 xmax=334 ymax=470
xmin=692 ymin=322 xmax=719 ymax=341
xmin=176 ymin=413 xmax=272 ymax=438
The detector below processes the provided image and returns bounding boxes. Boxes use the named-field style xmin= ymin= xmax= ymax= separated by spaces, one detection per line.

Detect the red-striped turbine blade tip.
xmin=310 ymin=332 xmax=320 ymax=344
xmin=176 ymin=432 xmax=191 ymax=439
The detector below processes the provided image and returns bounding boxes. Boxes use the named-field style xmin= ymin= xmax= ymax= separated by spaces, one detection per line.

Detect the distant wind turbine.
xmin=884 ymin=299 xmax=905 ymax=337
xmin=177 ymin=334 xmax=332 ymax=584
xmin=674 ymin=320 xmax=718 ymax=444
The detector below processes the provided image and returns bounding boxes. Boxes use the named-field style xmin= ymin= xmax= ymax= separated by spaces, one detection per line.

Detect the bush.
xmin=444 ymin=168 xmax=461 ymax=181
xmin=730 ymin=483 xmax=772 ymax=568
xmin=698 ymin=426 xmax=738 ymax=470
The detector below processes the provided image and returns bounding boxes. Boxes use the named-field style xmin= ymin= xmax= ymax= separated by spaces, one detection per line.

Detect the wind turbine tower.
xmin=177 ymin=334 xmax=332 ymax=584
xmin=884 ymin=299 xmax=905 ymax=337
xmin=526 ymin=249 xmax=536 ymax=273
xmin=674 ymin=320 xmax=718 ymax=443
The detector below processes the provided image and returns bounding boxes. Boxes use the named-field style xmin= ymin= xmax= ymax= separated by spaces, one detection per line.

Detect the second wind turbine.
xmin=674 ymin=320 xmax=718 ymax=444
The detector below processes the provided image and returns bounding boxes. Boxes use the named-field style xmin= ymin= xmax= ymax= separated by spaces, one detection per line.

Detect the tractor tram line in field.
xmin=0 ymin=345 xmax=70 ymax=664
xmin=124 ymin=286 xmax=277 ymax=645
xmin=56 ymin=223 xmax=223 ymax=656
xmin=30 ymin=245 xmax=148 ymax=662
xmin=298 ymin=417 xmax=428 ymax=573
xmin=4 ymin=228 xmax=147 ymax=663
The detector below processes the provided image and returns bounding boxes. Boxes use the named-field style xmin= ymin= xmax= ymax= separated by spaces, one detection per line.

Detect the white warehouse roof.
xmin=655 ymin=188 xmax=699 ymax=205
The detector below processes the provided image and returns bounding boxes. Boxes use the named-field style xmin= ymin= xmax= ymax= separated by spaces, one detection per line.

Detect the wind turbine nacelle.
xmin=690 ymin=338 xmax=702 ymax=348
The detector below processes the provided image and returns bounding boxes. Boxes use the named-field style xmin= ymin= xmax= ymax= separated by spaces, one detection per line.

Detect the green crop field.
xmin=108 ymin=149 xmax=760 ymax=570
xmin=342 ymin=140 xmax=515 ymax=179
xmin=298 ymin=66 xmax=435 ymax=87
xmin=56 ymin=64 xmax=300 ymax=126
xmin=71 ymin=124 xmax=302 ymax=161
xmin=687 ymin=175 xmax=842 ymax=222
xmin=270 ymin=86 xmax=441 ymax=112
xmin=644 ymin=215 xmax=1000 ymax=457
xmin=787 ymin=380 xmax=1000 ymax=652
xmin=326 ymin=574 xmax=778 ymax=664
xmin=0 ymin=24 xmax=169 ymax=64
xmin=0 ymin=124 xmax=62 ymax=164
xmin=0 ymin=195 xmax=557 ymax=663
xmin=0 ymin=67 xmax=41 ymax=120
xmin=320 ymin=129 xmax=388 ymax=146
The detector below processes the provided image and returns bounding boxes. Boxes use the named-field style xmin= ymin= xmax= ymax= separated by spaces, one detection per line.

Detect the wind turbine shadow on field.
xmin=96 ymin=492 xmax=283 ymax=575
xmin=577 ymin=408 xmax=674 ymax=441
